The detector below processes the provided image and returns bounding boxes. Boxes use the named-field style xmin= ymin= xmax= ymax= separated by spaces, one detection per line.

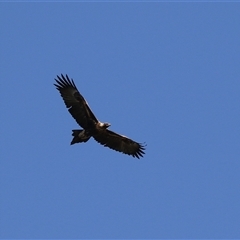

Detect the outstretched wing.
xmin=54 ymin=74 xmax=98 ymax=129
xmin=93 ymin=129 xmax=145 ymax=159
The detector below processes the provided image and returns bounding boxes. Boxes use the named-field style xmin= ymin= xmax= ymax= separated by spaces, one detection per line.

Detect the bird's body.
xmin=54 ymin=74 xmax=145 ymax=159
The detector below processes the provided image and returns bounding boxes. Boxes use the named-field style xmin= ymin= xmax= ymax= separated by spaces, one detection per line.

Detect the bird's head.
xmin=99 ymin=122 xmax=111 ymax=129
xmin=103 ymin=122 xmax=111 ymax=128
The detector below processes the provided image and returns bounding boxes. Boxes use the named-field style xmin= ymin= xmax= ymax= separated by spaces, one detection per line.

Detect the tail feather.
xmin=71 ymin=129 xmax=91 ymax=145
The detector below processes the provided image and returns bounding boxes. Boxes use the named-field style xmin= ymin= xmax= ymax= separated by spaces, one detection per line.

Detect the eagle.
xmin=54 ymin=74 xmax=145 ymax=159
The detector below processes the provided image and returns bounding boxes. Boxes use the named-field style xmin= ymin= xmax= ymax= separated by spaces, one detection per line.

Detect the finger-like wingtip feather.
xmin=54 ymin=74 xmax=77 ymax=90
xmin=133 ymin=142 xmax=146 ymax=159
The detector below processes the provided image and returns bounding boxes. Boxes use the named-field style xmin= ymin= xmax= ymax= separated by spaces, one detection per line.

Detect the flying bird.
xmin=54 ymin=74 xmax=145 ymax=159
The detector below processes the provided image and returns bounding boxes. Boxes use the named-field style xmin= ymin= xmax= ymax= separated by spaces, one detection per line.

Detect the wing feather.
xmin=54 ymin=74 xmax=98 ymax=129
xmin=93 ymin=129 xmax=145 ymax=159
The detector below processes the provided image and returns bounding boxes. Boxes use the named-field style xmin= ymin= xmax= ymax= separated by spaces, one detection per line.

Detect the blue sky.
xmin=1 ymin=2 xmax=240 ymax=239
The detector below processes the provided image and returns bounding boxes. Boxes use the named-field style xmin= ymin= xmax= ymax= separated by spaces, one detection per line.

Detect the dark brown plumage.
xmin=54 ymin=74 xmax=145 ymax=159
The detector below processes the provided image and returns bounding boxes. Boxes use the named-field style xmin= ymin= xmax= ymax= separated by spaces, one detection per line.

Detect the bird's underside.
xmin=54 ymin=74 xmax=146 ymax=159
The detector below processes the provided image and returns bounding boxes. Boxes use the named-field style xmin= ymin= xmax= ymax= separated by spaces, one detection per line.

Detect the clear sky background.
xmin=1 ymin=2 xmax=240 ymax=239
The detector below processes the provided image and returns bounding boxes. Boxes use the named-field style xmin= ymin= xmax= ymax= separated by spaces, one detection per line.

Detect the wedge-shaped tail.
xmin=71 ymin=129 xmax=91 ymax=145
